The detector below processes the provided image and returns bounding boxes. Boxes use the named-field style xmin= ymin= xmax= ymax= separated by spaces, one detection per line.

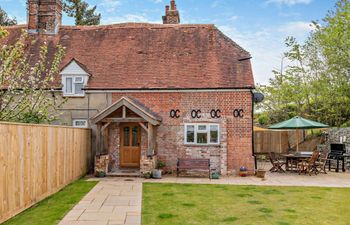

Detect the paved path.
xmin=59 ymin=171 xmax=350 ymax=225
xmin=59 ymin=179 xmax=142 ymax=225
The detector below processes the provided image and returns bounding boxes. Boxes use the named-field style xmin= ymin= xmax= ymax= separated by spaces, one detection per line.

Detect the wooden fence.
xmin=0 ymin=122 xmax=91 ymax=223
xmin=254 ymin=130 xmax=305 ymax=154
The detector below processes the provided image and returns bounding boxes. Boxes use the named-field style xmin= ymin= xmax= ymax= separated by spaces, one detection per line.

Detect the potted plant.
xmin=143 ymin=171 xmax=152 ymax=179
xmin=96 ymin=170 xmax=106 ymax=178
xmin=256 ymin=169 xmax=266 ymax=178
xmin=255 ymin=155 xmax=268 ymax=179
xmin=239 ymin=166 xmax=248 ymax=177
xmin=152 ymin=160 xmax=166 ymax=179
xmin=211 ymin=172 xmax=220 ymax=179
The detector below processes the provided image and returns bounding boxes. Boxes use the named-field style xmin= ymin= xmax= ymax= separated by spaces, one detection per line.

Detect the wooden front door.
xmin=120 ymin=123 xmax=141 ymax=168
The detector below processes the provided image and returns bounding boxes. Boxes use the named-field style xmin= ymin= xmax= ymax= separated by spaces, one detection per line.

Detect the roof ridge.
xmin=1 ymin=24 xmax=27 ymax=29
xmin=60 ymin=23 xmax=216 ymax=30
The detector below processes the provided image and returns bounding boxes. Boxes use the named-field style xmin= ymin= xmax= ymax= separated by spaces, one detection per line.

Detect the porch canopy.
xmin=91 ymin=96 xmax=162 ymax=156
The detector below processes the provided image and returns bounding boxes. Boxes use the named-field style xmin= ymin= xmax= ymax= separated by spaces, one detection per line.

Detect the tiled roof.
xmin=2 ymin=23 xmax=255 ymax=89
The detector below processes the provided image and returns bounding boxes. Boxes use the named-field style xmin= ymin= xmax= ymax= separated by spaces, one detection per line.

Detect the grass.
xmin=142 ymin=183 xmax=350 ymax=225
xmin=3 ymin=179 xmax=98 ymax=225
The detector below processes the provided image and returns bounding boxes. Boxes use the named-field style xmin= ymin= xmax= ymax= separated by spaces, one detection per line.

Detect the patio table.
xmin=282 ymin=153 xmax=312 ymax=171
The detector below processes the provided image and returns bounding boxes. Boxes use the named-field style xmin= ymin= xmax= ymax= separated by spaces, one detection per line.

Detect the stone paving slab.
xmin=58 ymin=179 xmax=142 ymax=225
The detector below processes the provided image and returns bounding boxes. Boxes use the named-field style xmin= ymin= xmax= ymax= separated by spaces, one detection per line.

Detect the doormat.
xmin=121 ymin=170 xmax=137 ymax=173
xmin=124 ymin=179 xmax=135 ymax=181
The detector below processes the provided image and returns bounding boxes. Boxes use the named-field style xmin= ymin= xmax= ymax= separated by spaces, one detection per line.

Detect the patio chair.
xmin=286 ymin=148 xmax=298 ymax=171
xmin=315 ymin=152 xmax=329 ymax=174
xmin=269 ymin=152 xmax=286 ymax=173
xmin=298 ymin=151 xmax=320 ymax=176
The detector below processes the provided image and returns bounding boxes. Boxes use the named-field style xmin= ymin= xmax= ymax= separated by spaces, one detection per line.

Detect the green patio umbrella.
xmin=268 ymin=116 xmax=329 ymax=151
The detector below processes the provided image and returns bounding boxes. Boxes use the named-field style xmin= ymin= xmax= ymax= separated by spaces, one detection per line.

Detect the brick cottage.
xmin=3 ymin=0 xmax=256 ymax=175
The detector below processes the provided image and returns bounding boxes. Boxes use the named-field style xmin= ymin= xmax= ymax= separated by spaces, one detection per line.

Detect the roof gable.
xmin=91 ymin=96 xmax=162 ymax=125
xmin=60 ymin=59 xmax=90 ymax=76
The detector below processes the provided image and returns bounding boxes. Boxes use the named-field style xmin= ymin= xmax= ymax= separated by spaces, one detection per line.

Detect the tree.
xmin=0 ymin=27 xmax=66 ymax=123
xmin=0 ymin=7 xmax=17 ymax=26
xmin=257 ymin=0 xmax=350 ymax=127
xmin=63 ymin=0 xmax=101 ymax=26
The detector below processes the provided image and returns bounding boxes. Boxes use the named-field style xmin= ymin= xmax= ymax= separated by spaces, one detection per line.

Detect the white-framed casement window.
xmin=184 ymin=123 xmax=220 ymax=145
xmin=73 ymin=119 xmax=88 ymax=128
xmin=63 ymin=76 xmax=85 ymax=96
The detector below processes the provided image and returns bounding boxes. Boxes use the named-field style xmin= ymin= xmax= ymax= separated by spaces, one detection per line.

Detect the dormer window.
xmin=63 ymin=76 xmax=85 ymax=96
xmin=60 ymin=59 xmax=90 ymax=97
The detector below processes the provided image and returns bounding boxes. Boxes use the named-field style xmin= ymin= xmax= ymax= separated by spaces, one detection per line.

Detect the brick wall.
xmin=108 ymin=91 xmax=254 ymax=174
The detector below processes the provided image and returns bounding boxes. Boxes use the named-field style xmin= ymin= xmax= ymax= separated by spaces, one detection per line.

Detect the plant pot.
xmin=144 ymin=173 xmax=152 ymax=179
xmin=96 ymin=171 xmax=105 ymax=178
xmin=211 ymin=172 xmax=220 ymax=179
xmin=239 ymin=171 xmax=248 ymax=177
xmin=256 ymin=169 xmax=266 ymax=178
xmin=152 ymin=169 xmax=162 ymax=179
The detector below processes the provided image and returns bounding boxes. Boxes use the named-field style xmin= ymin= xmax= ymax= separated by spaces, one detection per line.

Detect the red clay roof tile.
xmin=1 ymin=23 xmax=255 ymax=89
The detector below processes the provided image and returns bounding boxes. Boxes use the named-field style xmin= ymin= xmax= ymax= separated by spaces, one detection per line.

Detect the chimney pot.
xmin=162 ymin=0 xmax=180 ymax=24
xmin=170 ymin=0 xmax=175 ymax=10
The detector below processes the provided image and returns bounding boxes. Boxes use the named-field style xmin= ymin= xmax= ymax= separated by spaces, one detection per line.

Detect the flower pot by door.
xmin=152 ymin=169 xmax=162 ymax=179
xmin=256 ymin=170 xmax=266 ymax=178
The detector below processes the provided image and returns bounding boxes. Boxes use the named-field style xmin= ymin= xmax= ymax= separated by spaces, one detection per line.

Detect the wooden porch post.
xmin=101 ymin=122 xmax=111 ymax=154
xmin=96 ymin=123 xmax=102 ymax=155
xmin=147 ymin=124 xmax=156 ymax=157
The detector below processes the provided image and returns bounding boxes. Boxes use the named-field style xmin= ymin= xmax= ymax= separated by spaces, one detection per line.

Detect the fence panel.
xmin=254 ymin=130 xmax=304 ymax=154
xmin=0 ymin=122 xmax=91 ymax=223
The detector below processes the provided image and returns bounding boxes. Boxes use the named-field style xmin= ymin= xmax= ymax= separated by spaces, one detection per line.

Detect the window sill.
xmin=63 ymin=94 xmax=86 ymax=98
xmin=184 ymin=144 xmax=221 ymax=147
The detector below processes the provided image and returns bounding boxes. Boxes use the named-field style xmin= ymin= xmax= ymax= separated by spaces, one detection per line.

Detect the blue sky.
xmin=1 ymin=0 xmax=336 ymax=84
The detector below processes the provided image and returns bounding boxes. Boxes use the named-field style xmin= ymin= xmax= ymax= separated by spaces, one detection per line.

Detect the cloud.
xmin=229 ymin=16 xmax=238 ymax=22
xmin=211 ymin=0 xmax=220 ymax=8
xmin=102 ymin=14 xmax=161 ymax=24
xmin=218 ymin=20 xmax=314 ymax=84
xmin=100 ymin=0 xmax=121 ymax=13
xmin=265 ymin=0 xmax=313 ymax=6
xmin=218 ymin=25 xmax=287 ymax=85
xmin=151 ymin=0 xmax=163 ymax=3
xmin=279 ymin=21 xmax=315 ymax=37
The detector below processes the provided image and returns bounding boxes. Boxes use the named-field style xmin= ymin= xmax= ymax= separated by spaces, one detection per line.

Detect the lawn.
xmin=3 ymin=179 xmax=98 ymax=225
xmin=142 ymin=183 xmax=350 ymax=225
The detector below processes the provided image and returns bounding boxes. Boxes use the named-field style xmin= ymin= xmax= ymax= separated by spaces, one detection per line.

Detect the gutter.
xmin=0 ymin=88 xmax=62 ymax=91
xmin=84 ymin=87 xmax=255 ymax=93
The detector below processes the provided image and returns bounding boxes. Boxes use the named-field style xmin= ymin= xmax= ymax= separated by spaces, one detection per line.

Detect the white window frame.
xmin=184 ymin=123 xmax=220 ymax=145
xmin=73 ymin=119 xmax=88 ymax=128
xmin=62 ymin=75 xmax=86 ymax=97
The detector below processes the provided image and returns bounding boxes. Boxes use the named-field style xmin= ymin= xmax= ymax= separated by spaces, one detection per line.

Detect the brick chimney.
xmin=27 ymin=0 xmax=62 ymax=34
xmin=162 ymin=0 xmax=180 ymax=24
